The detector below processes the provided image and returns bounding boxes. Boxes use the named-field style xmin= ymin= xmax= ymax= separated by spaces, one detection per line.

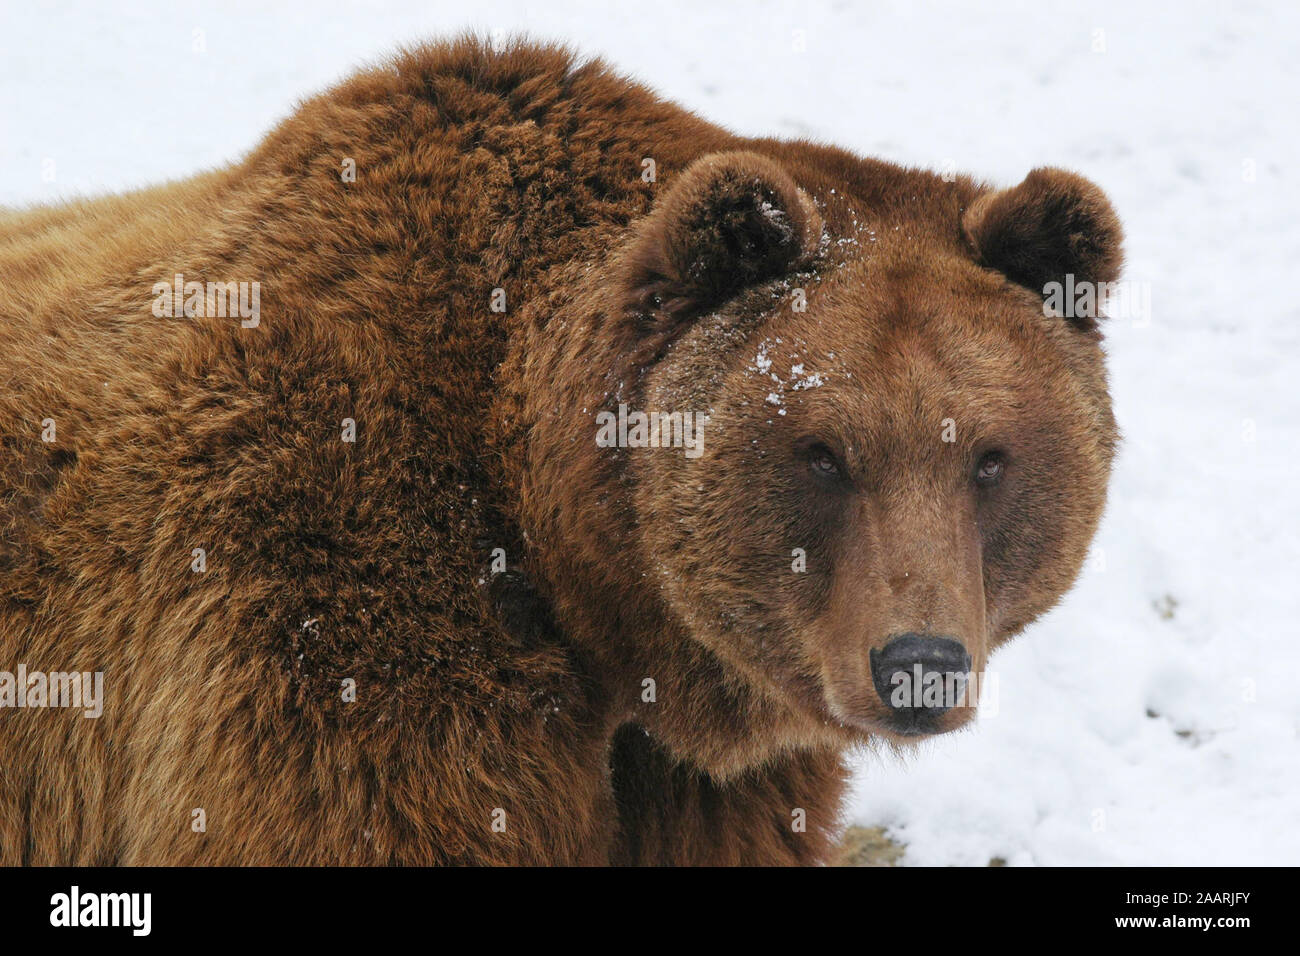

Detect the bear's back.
xmin=0 ymin=36 xmax=713 ymax=865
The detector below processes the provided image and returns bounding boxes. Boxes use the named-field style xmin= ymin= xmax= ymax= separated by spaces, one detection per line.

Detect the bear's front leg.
xmin=608 ymin=725 xmax=848 ymax=866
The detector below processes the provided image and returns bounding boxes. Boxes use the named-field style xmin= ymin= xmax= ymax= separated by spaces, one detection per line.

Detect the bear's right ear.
xmin=619 ymin=151 xmax=823 ymax=329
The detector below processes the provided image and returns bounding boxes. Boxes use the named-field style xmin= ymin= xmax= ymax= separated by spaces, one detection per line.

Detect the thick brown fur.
xmin=0 ymin=35 xmax=1121 ymax=865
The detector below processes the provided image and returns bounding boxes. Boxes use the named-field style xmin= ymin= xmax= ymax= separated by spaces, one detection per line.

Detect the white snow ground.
xmin=2 ymin=1 xmax=1296 ymax=865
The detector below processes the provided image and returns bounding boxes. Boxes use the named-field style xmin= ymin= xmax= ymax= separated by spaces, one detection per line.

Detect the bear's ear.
xmin=620 ymin=151 xmax=823 ymax=325
xmin=962 ymin=167 xmax=1123 ymax=316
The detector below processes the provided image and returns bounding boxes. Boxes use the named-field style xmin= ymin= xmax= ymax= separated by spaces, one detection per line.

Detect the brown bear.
xmin=0 ymin=35 xmax=1121 ymax=865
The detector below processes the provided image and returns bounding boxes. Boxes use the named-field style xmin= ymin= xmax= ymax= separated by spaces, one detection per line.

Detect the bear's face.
xmin=617 ymin=152 xmax=1121 ymax=744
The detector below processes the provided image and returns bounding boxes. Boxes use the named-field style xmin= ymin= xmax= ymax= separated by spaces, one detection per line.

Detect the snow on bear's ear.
xmin=620 ymin=151 xmax=822 ymax=327
xmin=962 ymin=167 xmax=1124 ymax=324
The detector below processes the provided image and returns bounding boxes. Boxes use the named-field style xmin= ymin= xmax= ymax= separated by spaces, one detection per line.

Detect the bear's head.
xmin=598 ymin=150 xmax=1122 ymax=745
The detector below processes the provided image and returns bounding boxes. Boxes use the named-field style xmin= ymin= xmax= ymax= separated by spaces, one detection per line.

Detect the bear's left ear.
xmin=620 ymin=151 xmax=823 ymax=326
xmin=962 ymin=167 xmax=1124 ymax=316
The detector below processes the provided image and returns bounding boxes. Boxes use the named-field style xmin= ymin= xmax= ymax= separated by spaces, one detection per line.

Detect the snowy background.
xmin=3 ymin=0 xmax=1296 ymax=865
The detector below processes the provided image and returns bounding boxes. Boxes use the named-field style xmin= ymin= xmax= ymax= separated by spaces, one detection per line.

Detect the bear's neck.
xmin=498 ymin=252 xmax=839 ymax=780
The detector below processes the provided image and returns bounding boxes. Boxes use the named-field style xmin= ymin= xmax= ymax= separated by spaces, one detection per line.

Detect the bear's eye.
xmin=795 ymin=436 xmax=848 ymax=485
xmin=974 ymin=452 xmax=1006 ymax=486
xmin=807 ymin=445 xmax=842 ymax=479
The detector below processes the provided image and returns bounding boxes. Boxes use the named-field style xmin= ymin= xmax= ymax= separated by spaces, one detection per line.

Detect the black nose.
xmin=870 ymin=634 xmax=972 ymax=723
